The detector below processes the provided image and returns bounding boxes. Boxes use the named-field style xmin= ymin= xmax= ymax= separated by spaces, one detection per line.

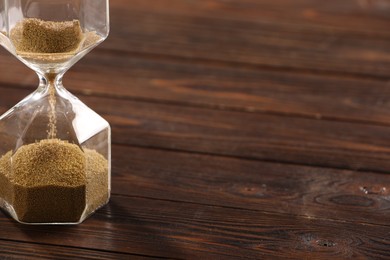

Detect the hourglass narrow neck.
xmin=38 ymin=72 xmax=65 ymax=93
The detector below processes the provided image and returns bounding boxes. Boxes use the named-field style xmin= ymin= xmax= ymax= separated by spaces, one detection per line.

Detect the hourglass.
xmin=0 ymin=0 xmax=110 ymax=224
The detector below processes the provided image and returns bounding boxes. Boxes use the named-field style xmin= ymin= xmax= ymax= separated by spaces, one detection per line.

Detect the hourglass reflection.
xmin=0 ymin=0 xmax=111 ymax=224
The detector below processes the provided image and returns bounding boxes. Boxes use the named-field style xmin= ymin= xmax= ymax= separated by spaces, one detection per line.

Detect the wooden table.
xmin=0 ymin=0 xmax=389 ymax=259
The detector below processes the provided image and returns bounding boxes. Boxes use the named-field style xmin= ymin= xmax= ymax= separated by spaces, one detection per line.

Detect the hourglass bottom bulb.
xmin=0 ymin=139 xmax=109 ymax=223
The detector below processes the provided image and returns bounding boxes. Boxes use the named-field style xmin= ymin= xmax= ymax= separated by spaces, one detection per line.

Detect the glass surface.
xmin=0 ymin=0 xmax=111 ymax=225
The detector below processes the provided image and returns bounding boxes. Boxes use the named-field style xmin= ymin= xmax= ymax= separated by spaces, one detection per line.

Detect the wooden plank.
xmin=0 ymin=1 xmax=387 ymax=258
xmin=1 ymin=50 xmax=390 ymax=127
xmin=3 ymin=1 xmax=389 ymax=77
xmin=0 ymin=86 xmax=389 ymax=173
xmin=110 ymin=145 xmax=390 ymax=226
xmin=0 ymin=86 xmax=390 ymax=224
xmin=104 ymin=0 xmax=390 ymax=77
xmin=111 ymin=0 xmax=390 ymax=36
xmin=98 ymin=97 xmax=390 ymax=173
xmin=0 ymin=195 xmax=389 ymax=259
xmin=0 ymin=92 xmax=387 ymax=226
xmin=0 ymin=239 xmax=148 ymax=260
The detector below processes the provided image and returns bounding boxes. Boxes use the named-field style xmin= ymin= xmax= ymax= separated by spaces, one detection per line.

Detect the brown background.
xmin=0 ymin=0 xmax=389 ymax=259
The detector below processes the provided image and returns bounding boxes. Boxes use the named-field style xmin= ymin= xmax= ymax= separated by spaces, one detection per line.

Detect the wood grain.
xmin=0 ymin=239 xmax=148 ymax=260
xmin=5 ymin=1 xmax=386 ymax=78
xmin=112 ymin=0 xmax=390 ymax=36
xmin=0 ymin=87 xmax=388 ymax=226
xmin=110 ymin=145 xmax=390 ymax=226
xmin=0 ymin=86 xmax=389 ymax=173
xmin=104 ymin=0 xmax=390 ymax=77
xmin=0 ymin=195 xmax=389 ymax=259
xmin=1 ymin=49 xmax=390 ymax=127
xmin=0 ymin=0 xmax=389 ymax=258
xmin=99 ymin=97 xmax=390 ymax=173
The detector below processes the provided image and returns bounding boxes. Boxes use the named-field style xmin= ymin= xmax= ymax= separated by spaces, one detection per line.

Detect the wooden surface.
xmin=0 ymin=0 xmax=390 ymax=259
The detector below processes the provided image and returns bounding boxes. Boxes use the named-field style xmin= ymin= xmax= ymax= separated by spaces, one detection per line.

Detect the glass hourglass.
xmin=0 ymin=0 xmax=110 ymax=224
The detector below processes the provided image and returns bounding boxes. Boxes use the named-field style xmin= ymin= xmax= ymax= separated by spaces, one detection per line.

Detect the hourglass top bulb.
xmin=0 ymin=0 xmax=109 ymax=75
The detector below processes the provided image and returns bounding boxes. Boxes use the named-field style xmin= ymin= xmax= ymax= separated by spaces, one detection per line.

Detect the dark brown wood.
xmin=104 ymin=0 xmax=390 ymax=77
xmin=0 ymin=195 xmax=389 ymax=259
xmin=0 ymin=239 xmax=148 ymax=260
xmin=1 ymin=49 xmax=390 ymax=127
xmin=96 ymin=95 xmax=390 ymax=173
xmin=112 ymin=0 xmax=390 ymax=36
xmin=0 ymin=0 xmax=389 ymax=258
xmin=0 ymin=86 xmax=390 ymax=173
xmin=110 ymin=144 xmax=390 ymax=226
xmin=4 ymin=1 xmax=388 ymax=77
